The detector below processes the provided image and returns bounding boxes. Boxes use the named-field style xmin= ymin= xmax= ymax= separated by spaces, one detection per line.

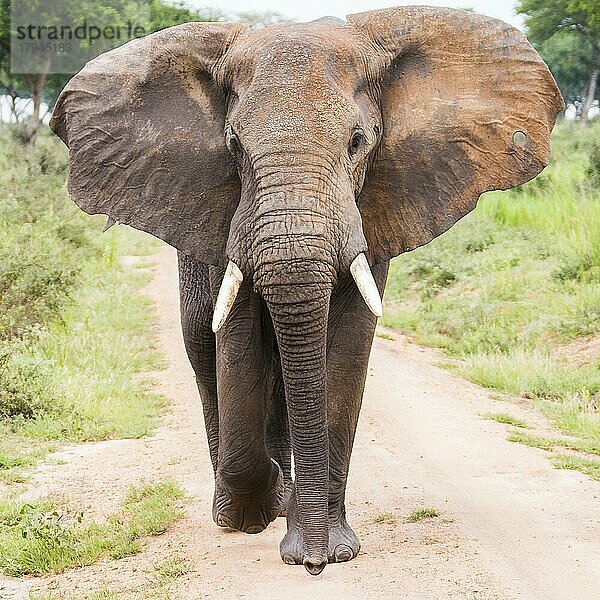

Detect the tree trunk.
xmin=10 ymin=92 xmax=20 ymax=124
xmin=25 ymin=57 xmax=50 ymax=148
xmin=581 ymin=68 xmax=598 ymax=127
xmin=7 ymin=74 xmax=21 ymax=124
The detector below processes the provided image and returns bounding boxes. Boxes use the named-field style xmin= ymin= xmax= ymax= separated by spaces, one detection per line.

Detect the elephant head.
xmin=50 ymin=7 xmax=562 ymax=573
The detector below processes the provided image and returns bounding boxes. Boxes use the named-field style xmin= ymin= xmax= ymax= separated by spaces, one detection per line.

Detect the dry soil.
xmin=1 ymin=245 xmax=598 ymax=600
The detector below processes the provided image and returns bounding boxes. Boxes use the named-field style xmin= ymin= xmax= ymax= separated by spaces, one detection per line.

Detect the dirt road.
xmin=3 ymin=246 xmax=598 ymax=599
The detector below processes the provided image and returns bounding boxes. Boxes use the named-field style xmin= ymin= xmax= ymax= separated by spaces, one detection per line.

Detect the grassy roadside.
xmin=0 ymin=129 xmax=164 ymax=485
xmin=28 ymin=555 xmax=193 ymax=600
xmin=382 ymin=121 xmax=600 ymax=479
xmin=0 ymin=480 xmax=183 ymax=577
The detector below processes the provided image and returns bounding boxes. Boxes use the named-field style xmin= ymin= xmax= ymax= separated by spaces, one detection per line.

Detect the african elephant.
xmin=50 ymin=6 xmax=562 ymax=575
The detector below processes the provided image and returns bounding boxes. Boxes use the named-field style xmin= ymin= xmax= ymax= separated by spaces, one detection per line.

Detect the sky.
xmin=193 ymin=0 xmax=524 ymax=29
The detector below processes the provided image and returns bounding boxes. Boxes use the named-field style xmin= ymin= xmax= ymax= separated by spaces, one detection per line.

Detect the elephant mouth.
xmin=211 ymin=252 xmax=382 ymax=332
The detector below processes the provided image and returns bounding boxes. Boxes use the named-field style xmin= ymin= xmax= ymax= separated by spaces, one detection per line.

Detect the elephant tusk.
xmin=212 ymin=261 xmax=244 ymax=333
xmin=350 ymin=253 xmax=383 ymax=318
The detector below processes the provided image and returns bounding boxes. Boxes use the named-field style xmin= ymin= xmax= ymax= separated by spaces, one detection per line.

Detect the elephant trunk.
xmin=259 ymin=262 xmax=333 ymax=575
xmin=249 ymin=174 xmax=339 ymax=573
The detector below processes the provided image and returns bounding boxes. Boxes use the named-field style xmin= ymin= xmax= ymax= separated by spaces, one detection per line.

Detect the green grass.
xmin=375 ymin=331 xmax=395 ymax=341
xmin=31 ymin=557 xmax=194 ymax=600
xmin=30 ymin=592 xmax=120 ymax=600
xmin=0 ymin=480 xmax=183 ymax=576
xmin=507 ymin=431 xmax=555 ymax=450
xmin=552 ymin=454 xmax=600 ymax=480
xmin=383 ymin=121 xmax=600 ymax=480
xmin=508 ymin=429 xmax=600 ymax=456
xmin=406 ymin=508 xmax=440 ymax=523
xmin=483 ymin=413 xmax=530 ymax=428
xmin=152 ymin=557 xmax=193 ymax=583
xmin=0 ymin=129 xmax=163 ymax=480
xmin=373 ymin=512 xmax=397 ymax=524
xmin=28 ymin=556 xmax=191 ymax=600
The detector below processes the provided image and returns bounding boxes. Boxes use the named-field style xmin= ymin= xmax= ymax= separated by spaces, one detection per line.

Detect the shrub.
xmin=586 ymin=141 xmax=600 ymax=186
xmin=510 ymin=171 xmax=553 ymax=196
xmin=0 ymin=131 xmax=97 ymax=340
xmin=0 ymin=351 xmax=48 ymax=418
xmin=0 ymin=241 xmax=80 ymax=340
xmin=465 ymin=233 xmax=495 ymax=253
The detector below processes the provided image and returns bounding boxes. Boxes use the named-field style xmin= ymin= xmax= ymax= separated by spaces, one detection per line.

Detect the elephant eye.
xmin=348 ymin=130 xmax=365 ymax=157
xmin=227 ymin=131 xmax=243 ymax=159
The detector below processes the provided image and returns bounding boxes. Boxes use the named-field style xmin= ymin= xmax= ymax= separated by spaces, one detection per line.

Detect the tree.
xmin=0 ymin=0 xmax=219 ymax=147
xmin=517 ymin=0 xmax=600 ymax=124
xmin=539 ymin=31 xmax=590 ymax=105
xmin=0 ymin=0 xmax=20 ymax=123
xmin=148 ymin=0 xmax=216 ymax=32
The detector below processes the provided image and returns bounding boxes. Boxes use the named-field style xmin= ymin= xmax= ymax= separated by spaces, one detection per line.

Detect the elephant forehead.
xmin=224 ymin=21 xmax=375 ymax=92
xmin=223 ymin=23 xmax=375 ymax=141
xmin=233 ymin=83 xmax=358 ymax=139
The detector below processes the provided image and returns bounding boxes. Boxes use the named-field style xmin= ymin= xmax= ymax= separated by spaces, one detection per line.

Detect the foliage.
xmin=552 ymin=453 xmax=600 ymax=479
xmin=149 ymin=0 xmax=216 ymax=31
xmin=508 ymin=431 xmax=555 ymax=450
xmin=152 ymin=557 xmax=193 ymax=583
xmin=539 ymin=30 xmax=593 ymax=101
xmin=0 ymin=131 xmax=164 ymax=478
xmin=0 ymin=0 xmax=221 ymax=145
xmin=0 ymin=480 xmax=183 ymax=576
xmin=0 ymin=125 xmax=80 ymax=339
xmin=0 ymin=350 xmax=49 ymax=418
xmin=586 ymin=140 xmax=600 ymax=184
xmin=406 ymin=508 xmax=441 ymax=523
xmin=483 ymin=413 xmax=530 ymax=428
xmin=508 ymin=430 xmax=600 ymax=455
xmin=517 ymin=0 xmax=599 ymax=116
xmin=31 ymin=592 xmax=119 ymax=600
xmin=518 ymin=0 xmax=600 ymax=45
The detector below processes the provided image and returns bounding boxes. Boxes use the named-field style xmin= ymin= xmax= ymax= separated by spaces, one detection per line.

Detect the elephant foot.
xmin=212 ymin=459 xmax=283 ymax=534
xmin=280 ymin=499 xmax=360 ymax=573
xmin=327 ymin=517 xmax=360 ymax=562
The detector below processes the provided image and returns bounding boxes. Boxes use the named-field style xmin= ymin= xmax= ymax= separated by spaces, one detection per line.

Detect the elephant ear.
xmin=50 ymin=22 xmax=246 ymax=267
xmin=347 ymin=7 xmax=563 ymax=261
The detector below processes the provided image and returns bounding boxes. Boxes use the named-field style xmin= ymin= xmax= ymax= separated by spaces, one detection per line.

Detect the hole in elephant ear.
xmin=513 ymin=131 xmax=528 ymax=147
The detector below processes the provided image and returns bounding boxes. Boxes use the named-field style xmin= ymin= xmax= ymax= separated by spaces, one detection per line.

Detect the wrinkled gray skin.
xmin=178 ymin=253 xmax=385 ymax=574
xmin=178 ymin=22 xmax=388 ymax=575
xmin=50 ymin=6 xmax=562 ymax=576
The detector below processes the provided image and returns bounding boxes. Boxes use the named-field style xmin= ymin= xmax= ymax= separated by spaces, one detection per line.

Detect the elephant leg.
xmin=210 ymin=271 xmax=283 ymax=534
xmin=265 ymin=347 xmax=293 ymax=515
xmin=279 ymin=260 xmax=389 ymax=565
xmin=326 ymin=260 xmax=389 ymax=561
xmin=178 ymin=252 xmax=219 ymax=472
xmin=326 ymin=260 xmax=389 ymax=562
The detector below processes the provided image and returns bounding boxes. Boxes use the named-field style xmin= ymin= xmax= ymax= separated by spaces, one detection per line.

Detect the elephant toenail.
xmin=303 ymin=558 xmax=327 ymax=575
xmin=216 ymin=515 xmax=229 ymax=527
xmin=245 ymin=524 xmax=264 ymax=534
xmin=334 ymin=545 xmax=353 ymax=562
xmin=283 ymin=554 xmax=296 ymax=565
